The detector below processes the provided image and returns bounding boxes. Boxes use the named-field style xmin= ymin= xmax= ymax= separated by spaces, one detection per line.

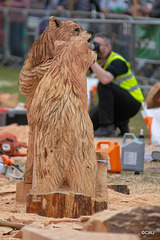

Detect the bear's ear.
xmin=49 ymin=16 xmax=62 ymax=28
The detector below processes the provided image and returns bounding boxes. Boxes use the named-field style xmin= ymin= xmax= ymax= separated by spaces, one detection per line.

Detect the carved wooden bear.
xmin=19 ymin=17 xmax=93 ymax=184
xmin=29 ymin=40 xmax=97 ymax=197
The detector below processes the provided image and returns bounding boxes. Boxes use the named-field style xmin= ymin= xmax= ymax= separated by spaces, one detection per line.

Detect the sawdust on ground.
xmin=0 ymin=124 xmax=160 ymax=239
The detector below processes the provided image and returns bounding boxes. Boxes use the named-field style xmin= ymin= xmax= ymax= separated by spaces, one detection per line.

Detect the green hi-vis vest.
xmin=98 ymin=51 xmax=144 ymax=103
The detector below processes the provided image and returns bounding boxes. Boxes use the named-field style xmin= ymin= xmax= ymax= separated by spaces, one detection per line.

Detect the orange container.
xmin=96 ymin=141 xmax=122 ymax=173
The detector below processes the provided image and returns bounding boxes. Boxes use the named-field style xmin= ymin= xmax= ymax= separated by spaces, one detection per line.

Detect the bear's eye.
xmin=74 ymin=28 xmax=80 ymax=33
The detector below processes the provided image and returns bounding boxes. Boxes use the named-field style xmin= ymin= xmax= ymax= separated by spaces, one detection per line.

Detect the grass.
xmin=0 ymin=65 xmax=26 ymax=103
xmin=0 ymin=65 xmax=150 ymax=138
xmin=107 ymin=161 xmax=160 ymax=194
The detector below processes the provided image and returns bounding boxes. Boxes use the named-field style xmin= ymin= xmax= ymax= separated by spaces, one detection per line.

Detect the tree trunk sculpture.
xmin=28 ymin=40 xmax=97 ymax=197
xmin=19 ymin=16 xmax=93 ymax=184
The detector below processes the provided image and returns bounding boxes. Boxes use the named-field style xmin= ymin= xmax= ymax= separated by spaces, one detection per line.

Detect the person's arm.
xmin=91 ymin=61 xmax=114 ymax=85
xmin=91 ymin=59 xmax=128 ymax=85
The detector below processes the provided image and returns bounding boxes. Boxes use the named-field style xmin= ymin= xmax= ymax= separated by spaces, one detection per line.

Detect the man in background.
xmin=89 ymin=32 xmax=144 ymax=137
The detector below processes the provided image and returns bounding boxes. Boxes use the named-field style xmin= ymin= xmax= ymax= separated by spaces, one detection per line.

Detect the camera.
xmin=89 ymin=41 xmax=100 ymax=53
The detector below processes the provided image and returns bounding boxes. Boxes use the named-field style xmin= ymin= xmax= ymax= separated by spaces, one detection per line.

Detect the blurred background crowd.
xmin=0 ymin=0 xmax=159 ymax=16
xmin=0 ymin=0 xmax=160 ymax=85
xmin=0 ymin=0 xmax=160 ymax=55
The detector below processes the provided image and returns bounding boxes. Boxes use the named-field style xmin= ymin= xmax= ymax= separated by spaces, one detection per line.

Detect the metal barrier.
xmin=0 ymin=7 xmax=5 ymax=63
xmin=0 ymin=7 xmax=159 ymax=93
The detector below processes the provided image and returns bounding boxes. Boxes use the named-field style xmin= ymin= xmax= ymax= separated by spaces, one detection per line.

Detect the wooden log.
xmin=145 ymin=82 xmax=160 ymax=108
xmin=16 ymin=181 xmax=32 ymax=202
xmin=22 ymin=225 xmax=140 ymax=240
xmin=0 ymin=93 xmax=18 ymax=108
xmin=96 ymin=151 xmax=108 ymax=197
xmin=0 ymin=220 xmax=25 ymax=230
xmin=83 ymin=206 xmax=160 ymax=238
xmin=21 ymin=18 xmax=102 ymax=218
xmin=26 ymin=192 xmax=107 ymax=218
xmin=108 ymin=185 xmax=130 ymax=195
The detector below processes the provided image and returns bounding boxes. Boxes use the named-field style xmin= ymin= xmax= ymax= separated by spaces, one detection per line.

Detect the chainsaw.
xmin=0 ymin=150 xmax=24 ymax=179
xmin=0 ymin=132 xmax=28 ymax=157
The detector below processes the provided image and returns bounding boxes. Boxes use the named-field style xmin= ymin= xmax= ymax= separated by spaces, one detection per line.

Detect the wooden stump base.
xmin=16 ymin=181 xmax=32 ymax=202
xmin=26 ymin=191 xmax=108 ymax=218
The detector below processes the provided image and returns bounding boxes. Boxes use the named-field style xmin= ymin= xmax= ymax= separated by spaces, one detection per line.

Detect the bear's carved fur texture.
xmin=29 ymin=41 xmax=97 ymax=197
xmin=19 ymin=17 xmax=93 ymax=184
xmin=19 ymin=16 xmax=92 ymax=99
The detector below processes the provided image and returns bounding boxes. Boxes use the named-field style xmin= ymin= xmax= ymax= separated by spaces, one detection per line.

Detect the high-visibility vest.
xmin=98 ymin=51 xmax=144 ymax=103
